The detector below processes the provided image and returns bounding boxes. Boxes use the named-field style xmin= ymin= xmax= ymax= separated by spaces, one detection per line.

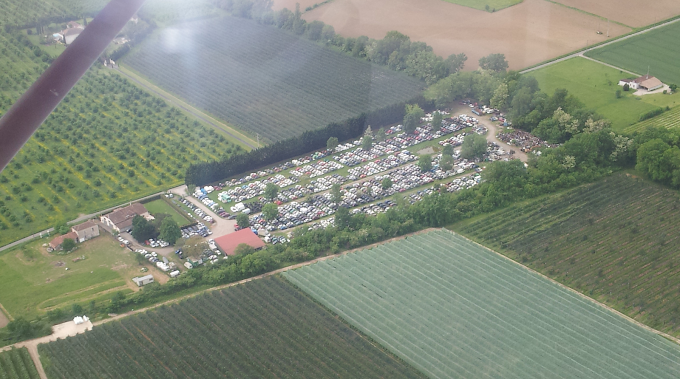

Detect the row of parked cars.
xmin=179 ymin=197 xmax=215 ymax=223
xmin=289 ymin=160 xmax=344 ymax=178
xmin=180 ymin=222 xmax=212 ymax=240
xmin=346 ymin=151 xmax=417 ymax=180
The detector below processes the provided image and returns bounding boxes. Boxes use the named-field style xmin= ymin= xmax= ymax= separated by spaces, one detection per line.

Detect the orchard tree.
xmin=461 ymin=134 xmax=488 ymax=159
xmin=418 ymin=154 xmax=432 ymax=172
xmin=326 ymin=136 xmax=339 ymax=151
xmin=236 ymin=213 xmax=250 ymax=228
xmin=264 ymin=183 xmax=279 ymax=200
xmin=159 ymin=217 xmax=181 ymax=245
xmin=262 ymin=203 xmax=279 ymax=221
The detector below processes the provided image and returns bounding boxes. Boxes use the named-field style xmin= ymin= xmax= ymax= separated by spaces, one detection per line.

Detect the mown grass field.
xmin=39 ymin=276 xmax=426 ymax=379
xmin=284 ymin=229 xmax=680 ymax=378
xmin=123 ymin=16 xmax=425 ymax=143
xmin=455 ymin=173 xmax=680 ymax=337
xmin=527 ymin=57 xmax=677 ymax=130
xmin=585 ymin=21 xmax=680 ymax=86
xmin=625 ymin=105 xmax=680 ymax=133
xmin=440 ymin=0 xmax=522 ymax=12
xmin=142 ymin=198 xmax=192 ymax=227
xmin=0 ymin=236 xmax=137 ymax=320
xmin=0 ymin=348 xmax=39 ymax=379
xmin=0 ymin=30 xmax=242 ymax=247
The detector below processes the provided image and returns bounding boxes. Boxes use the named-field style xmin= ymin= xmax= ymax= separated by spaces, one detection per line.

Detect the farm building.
xmin=214 ymin=229 xmax=265 ymax=256
xmin=101 ymin=203 xmax=152 ymax=233
xmin=61 ymin=27 xmax=83 ymax=45
xmin=132 ymin=275 xmax=154 ymax=287
xmin=618 ymin=75 xmax=664 ymax=91
xmin=49 ymin=231 xmax=78 ymax=250
xmin=71 ymin=220 xmax=100 ymax=243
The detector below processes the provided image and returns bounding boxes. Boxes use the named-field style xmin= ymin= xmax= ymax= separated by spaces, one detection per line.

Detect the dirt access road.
xmin=169 ymin=185 xmax=237 ymax=238
xmin=284 ymin=0 xmax=630 ymax=71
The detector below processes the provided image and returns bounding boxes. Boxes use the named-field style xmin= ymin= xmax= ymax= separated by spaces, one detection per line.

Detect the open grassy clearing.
xmin=284 ymin=229 xmax=680 ymax=378
xmin=439 ymin=0 xmax=522 ymax=12
xmin=625 ymin=105 xmax=680 ymax=133
xmin=585 ymin=21 xmax=680 ymax=86
xmin=527 ymin=57 xmax=672 ymax=130
xmin=0 ymin=30 xmax=242 ymax=247
xmin=0 ymin=236 xmax=140 ymax=320
xmin=39 ymin=276 xmax=426 ymax=379
xmin=142 ymin=198 xmax=192 ymax=227
xmin=455 ymin=173 xmax=680 ymax=337
xmin=0 ymin=348 xmax=40 ymax=379
xmin=123 ymin=16 xmax=425 ymax=143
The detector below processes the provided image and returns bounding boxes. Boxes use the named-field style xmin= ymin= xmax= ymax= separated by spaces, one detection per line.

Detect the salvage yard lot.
xmin=0 ymin=236 xmax=136 ymax=320
xmin=527 ymin=57 xmax=669 ymax=130
xmin=284 ymin=229 xmax=680 ymax=378
xmin=585 ymin=21 xmax=680 ymax=86
xmin=39 ymin=276 xmax=427 ymax=379
xmin=123 ymin=16 xmax=425 ymax=144
xmin=456 ymin=173 xmax=680 ymax=338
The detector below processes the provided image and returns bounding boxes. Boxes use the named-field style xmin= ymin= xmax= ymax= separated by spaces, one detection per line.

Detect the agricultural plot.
xmin=0 ymin=30 xmax=241 ymax=247
xmin=527 ymin=57 xmax=663 ymax=130
xmin=123 ymin=16 xmax=425 ymax=143
xmin=0 ymin=348 xmax=40 ymax=379
xmin=439 ymin=0 xmax=522 ymax=12
xmin=456 ymin=173 xmax=680 ymax=337
xmin=625 ymin=105 xmax=680 ymax=133
xmin=585 ymin=21 xmax=680 ymax=86
xmin=39 ymin=276 xmax=426 ymax=379
xmin=284 ymin=229 xmax=680 ymax=379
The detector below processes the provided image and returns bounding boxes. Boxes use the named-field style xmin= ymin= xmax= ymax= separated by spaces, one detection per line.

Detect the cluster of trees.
xmin=216 ymin=0 xmax=468 ymax=84
xmin=633 ymin=127 xmax=680 ymax=189
xmin=184 ymin=95 xmax=433 ymax=186
xmin=131 ymin=214 xmax=181 ymax=245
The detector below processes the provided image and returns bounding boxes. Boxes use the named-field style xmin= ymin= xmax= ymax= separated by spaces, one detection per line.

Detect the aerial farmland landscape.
xmin=2 ymin=0 xmax=680 ymax=378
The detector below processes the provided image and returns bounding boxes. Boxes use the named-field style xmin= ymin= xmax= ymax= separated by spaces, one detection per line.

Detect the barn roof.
xmin=49 ymin=231 xmax=78 ymax=249
xmin=214 ymin=229 xmax=265 ymax=256
xmin=72 ymin=220 xmax=97 ymax=232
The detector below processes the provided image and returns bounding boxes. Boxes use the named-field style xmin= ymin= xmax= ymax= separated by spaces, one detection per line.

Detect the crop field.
xmin=284 ymin=229 xmax=680 ymax=378
xmin=300 ymin=0 xmax=630 ymax=71
xmin=585 ymin=21 xmax=680 ymax=86
xmin=456 ymin=173 xmax=680 ymax=337
xmin=550 ymin=0 xmax=680 ymax=28
xmin=0 ymin=236 xmax=137 ymax=320
xmin=39 ymin=276 xmax=426 ymax=379
xmin=123 ymin=16 xmax=425 ymax=143
xmin=439 ymin=0 xmax=522 ymax=12
xmin=0 ymin=30 xmax=242 ymax=247
xmin=142 ymin=198 xmax=192 ymax=227
xmin=0 ymin=348 xmax=39 ymax=379
xmin=527 ymin=57 xmax=668 ymax=130
xmin=625 ymin=105 xmax=680 ymax=133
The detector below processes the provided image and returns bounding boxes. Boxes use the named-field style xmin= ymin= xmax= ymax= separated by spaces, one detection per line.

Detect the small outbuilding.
xmin=214 ymin=229 xmax=265 ymax=256
xmin=71 ymin=220 xmax=100 ymax=243
xmin=49 ymin=231 xmax=78 ymax=250
xmin=132 ymin=274 xmax=154 ymax=287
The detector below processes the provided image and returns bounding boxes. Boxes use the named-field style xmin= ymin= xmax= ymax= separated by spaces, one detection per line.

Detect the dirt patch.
xmin=289 ymin=0 xmax=630 ymax=70
xmin=551 ymin=0 xmax=680 ymax=28
xmin=53 ymin=261 xmax=65 ymax=267
xmin=417 ymin=146 xmax=436 ymax=155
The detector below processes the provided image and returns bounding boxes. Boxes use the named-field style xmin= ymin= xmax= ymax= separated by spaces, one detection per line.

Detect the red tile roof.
xmin=214 ymin=229 xmax=265 ymax=256
xmin=49 ymin=231 xmax=78 ymax=249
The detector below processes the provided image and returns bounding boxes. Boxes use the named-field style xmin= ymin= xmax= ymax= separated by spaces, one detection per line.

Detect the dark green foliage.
xmin=639 ymin=107 xmax=664 ymax=121
xmin=131 ymin=215 xmax=156 ymax=242
xmin=478 ymin=53 xmax=508 ymax=72
xmin=460 ymin=133 xmax=488 ymax=159
xmin=40 ymin=277 xmax=426 ymax=379
xmin=60 ymin=238 xmax=75 ymax=252
xmin=159 ymin=217 xmax=181 ymax=245
xmin=0 ymin=347 xmax=41 ymax=379
xmin=124 ymin=16 xmax=425 ymax=143
xmin=236 ymin=213 xmax=250 ymax=228
xmin=264 ymin=183 xmax=279 ymax=200
xmin=262 ymin=203 xmax=278 ymax=221
xmin=418 ymin=154 xmax=432 ymax=172
xmin=633 ymin=127 xmax=680 ymax=188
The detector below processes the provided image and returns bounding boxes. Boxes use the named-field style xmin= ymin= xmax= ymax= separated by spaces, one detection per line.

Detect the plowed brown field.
xmin=552 ymin=0 xmax=680 ymax=28
xmin=274 ymin=0 xmax=630 ymax=71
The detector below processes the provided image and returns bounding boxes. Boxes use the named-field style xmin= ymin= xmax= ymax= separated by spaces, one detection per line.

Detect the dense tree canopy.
xmin=159 ymin=217 xmax=181 ymax=245
xmin=461 ymin=134 xmax=488 ymax=159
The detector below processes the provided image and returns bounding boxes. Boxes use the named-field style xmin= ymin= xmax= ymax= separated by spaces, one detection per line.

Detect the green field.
xmin=456 ymin=173 xmax=680 ymax=337
xmin=0 ymin=30 xmax=242 ymax=247
xmin=284 ymin=230 xmax=680 ymax=378
xmin=440 ymin=0 xmax=522 ymax=11
xmin=0 ymin=348 xmax=40 ymax=379
xmin=39 ymin=276 xmax=426 ymax=379
xmin=142 ymin=198 xmax=192 ymax=227
xmin=585 ymin=21 xmax=680 ymax=86
xmin=0 ymin=236 xmax=136 ymax=320
xmin=625 ymin=105 xmax=680 ymax=133
xmin=123 ymin=16 xmax=425 ymax=143
xmin=527 ymin=57 xmax=673 ymax=130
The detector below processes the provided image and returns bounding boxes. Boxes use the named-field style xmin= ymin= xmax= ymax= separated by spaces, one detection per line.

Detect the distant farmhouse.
xmin=618 ymin=75 xmax=664 ymax=92
xmin=101 ymin=203 xmax=152 ymax=233
xmin=61 ymin=21 xmax=84 ymax=45
xmin=71 ymin=220 xmax=100 ymax=243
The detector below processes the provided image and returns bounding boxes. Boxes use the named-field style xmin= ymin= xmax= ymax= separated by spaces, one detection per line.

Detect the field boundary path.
xmin=521 ymin=17 xmax=680 ymax=74
xmin=0 ymin=191 xmax=164 ymax=253
xmin=112 ymin=65 xmax=258 ymax=150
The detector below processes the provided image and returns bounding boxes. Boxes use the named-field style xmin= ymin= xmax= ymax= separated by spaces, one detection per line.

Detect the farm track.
xmin=113 ymin=66 xmax=258 ymax=150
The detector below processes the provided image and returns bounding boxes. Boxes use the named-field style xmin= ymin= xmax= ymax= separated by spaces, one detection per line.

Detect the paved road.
xmin=0 ymin=192 xmax=164 ymax=253
xmin=112 ymin=66 xmax=257 ymax=149
xmin=520 ymin=17 xmax=680 ymax=74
